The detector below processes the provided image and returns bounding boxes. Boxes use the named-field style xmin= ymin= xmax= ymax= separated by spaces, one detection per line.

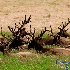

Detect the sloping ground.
xmin=50 ymin=48 xmax=70 ymax=56
xmin=0 ymin=0 xmax=70 ymax=33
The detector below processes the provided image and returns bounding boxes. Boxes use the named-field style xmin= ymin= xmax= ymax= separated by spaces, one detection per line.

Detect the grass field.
xmin=0 ymin=51 xmax=70 ymax=70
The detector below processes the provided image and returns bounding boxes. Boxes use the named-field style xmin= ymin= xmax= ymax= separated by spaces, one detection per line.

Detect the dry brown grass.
xmin=0 ymin=0 xmax=70 ymax=33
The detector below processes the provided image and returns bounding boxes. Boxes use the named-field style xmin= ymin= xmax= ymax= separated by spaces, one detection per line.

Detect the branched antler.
xmin=37 ymin=27 xmax=49 ymax=38
xmin=7 ymin=15 xmax=32 ymax=51
xmin=57 ymin=18 xmax=70 ymax=37
xmin=58 ymin=18 xmax=70 ymax=31
xmin=29 ymin=25 xmax=49 ymax=41
xmin=8 ymin=15 xmax=31 ymax=38
xmin=28 ymin=25 xmax=50 ymax=51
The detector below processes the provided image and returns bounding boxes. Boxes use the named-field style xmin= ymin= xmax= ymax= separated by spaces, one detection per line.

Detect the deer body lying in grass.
xmin=7 ymin=15 xmax=31 ymax=51
xmin=39 ymin=36 xmax=54 ymax=45
xmin=27 ymin=25 xmax=52 ymax=52
xmin=57 ymin=37 xmax=70 ymax=48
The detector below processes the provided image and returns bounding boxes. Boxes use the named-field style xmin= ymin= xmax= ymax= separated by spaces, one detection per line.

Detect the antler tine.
xmin=65 ymin=28 xmax=69 ymax=32
xmin=22 ymin=21 xmax=24 ymax=25
xmin=44 ymin=27 xmax=49 ymax=32
xmin=50 ymin=25 xmax=53 ymax=34
xmin=19 ymin=22 xmax=21 ymax=25
xmin=58 ymin=22 xmax=64 ymax=29
xmin=32 ymin=28 xmax=36 ymax=39
xmin=59 ymin=22 xmax=66 ymax=29
xmin=1 ymin=27 xmax=2 ymax=34
xmin=15 ymin=23 xmax=16 ymax=29
xmin=8 ymin=26 xmax=12 ymax=33
xmin=39 ymin=31 xmax=42 ymax=37
xmin=45 ymin=27 xmax=46 ymax=31
xmin=1 ymin=27 xmax=4 ymax=37
xmin=63 ymin=22 xmax=69 ymax=29
xmin=8 ymin=26 xmax=14 ymax=33
xmin=30 ymin=25 xmax=32 ymax=34
xmin=24 ymin=15 xmax=26 ymax=23
xmin=34 ymin=28 xmax=35 ymax=34
xmin=15 ymin=23 xmax=20 ymax=29
xmin=26 ymin=15 xmax=31 ymax=23
xmin=68 ymin=18 xmax=70 ymax=23
xmin=14 ymin=23 xmax=17 ymax=31
xmin=62 ymin=22 xmax=65 ymax=29
xmin=28 ymin=25 xmax=33 ymax=38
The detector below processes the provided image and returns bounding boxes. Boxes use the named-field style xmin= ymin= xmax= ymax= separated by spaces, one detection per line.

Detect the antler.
xmin=50 ymin=25 xmax=53 ymax=35
xmin=57 ymin=18 xmax=70 ymax=37
xmin=37 ymin=27 xmax=49 ymax=38
xmin=29 ymin=25 xmax=50 ymax=42
xmin=8 ymin=15 xmax=31 ymax=38
xmin=58 ymin=18 xmax=70 ymax=31
xmin=29 ymin=25 xmax=36 ymax=39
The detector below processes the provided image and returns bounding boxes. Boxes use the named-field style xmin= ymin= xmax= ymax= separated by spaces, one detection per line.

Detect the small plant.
xmin=47 ymin=1 xmax=59 ymax=6
xmin=42 ymin=32 xmax=50 ymax=38
xmin=0 ymin=31 xmax=12 ymax=38
xmin=47 ymin=14 xmax=51 ymax=18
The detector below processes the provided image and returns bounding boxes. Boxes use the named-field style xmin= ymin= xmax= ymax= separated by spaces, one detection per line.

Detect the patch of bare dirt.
xmin=11 ymin=52 xmax=38 ymax=57
xmin=50 ymin=48 xmax=70 ymax=56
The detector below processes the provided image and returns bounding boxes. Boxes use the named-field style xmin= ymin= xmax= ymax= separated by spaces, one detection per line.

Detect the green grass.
xmin=0 ymin=31 xmax=12 ymax=38
xmin=42 ymin=32 xmax=50 ymax=38
xmin=45 ymin=45 xmax=60 ymax=48
xmin=0 ymin=51 xmax=70 ymax=70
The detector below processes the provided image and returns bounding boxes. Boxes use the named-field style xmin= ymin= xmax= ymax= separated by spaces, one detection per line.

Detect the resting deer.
xmin=0 ymin=27 xmax=10 ymax=55
xmin=27 ymin=25 xmax=50 ymax=52
xmin=8 ymin=15 xmax=31 ymax=50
